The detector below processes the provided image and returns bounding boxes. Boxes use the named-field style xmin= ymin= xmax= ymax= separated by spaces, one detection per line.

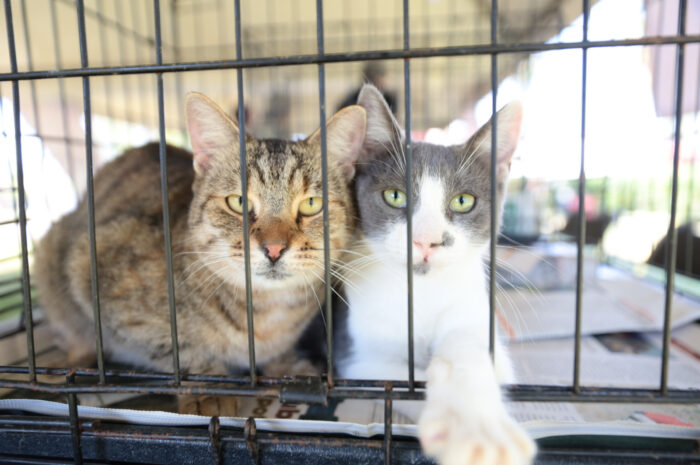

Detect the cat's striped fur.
xmin=34 ymin=94 xmax=366 ymax=402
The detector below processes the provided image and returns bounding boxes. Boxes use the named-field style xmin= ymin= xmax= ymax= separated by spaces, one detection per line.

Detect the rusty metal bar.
xmin=3 ymin=0 xmax=36 ymax=382
xmin=66 ymin=373 xmax=83 ymax=465
xmin=76 ymin=0 xmax=106 ymax=384
xmin=315 ymin=0 xmax=334 ymax=388
xmin=233 ymin=0 xmax=256 ymax=384
xmin=488 ymin=0 xmax=498 ymax=360
xmin=3 ymin=36 xmax=700 ymax=82
xmin=153 ymin=0 xmax=181 ymax=383
xmin=660 ymin=0 xmax=687 ymax=395
xmin=573 ymin=0 xmax=590 ymax=395
xmin=403 ymin=0 xmax=416 ymax=391
xmin=384 ymin=382 xmax=393 ymax=465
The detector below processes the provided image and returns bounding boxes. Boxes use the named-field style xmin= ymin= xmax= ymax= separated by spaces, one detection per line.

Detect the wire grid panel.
xmin=1 ymin=0 xmax=700 ymax=464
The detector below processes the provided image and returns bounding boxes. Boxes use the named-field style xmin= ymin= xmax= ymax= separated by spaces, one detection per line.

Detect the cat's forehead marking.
xmin=413 ymin=176 xmax=447 ymax=240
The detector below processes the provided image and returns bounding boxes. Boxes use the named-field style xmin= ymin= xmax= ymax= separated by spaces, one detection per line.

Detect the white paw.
xmin=418 ymin=402 xmax=536 ymax=465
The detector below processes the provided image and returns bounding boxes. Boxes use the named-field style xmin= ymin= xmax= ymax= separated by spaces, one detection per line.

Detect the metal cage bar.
xmin=1 ymin=6 xmax=700 ymax=464
xmin=66 ymin=373 xmax=82 ymax=465
xmin=660 ymin=0 xmax=688 ymax=395
xmin=488 ymin=0 xmax=498 ymax=361
xmin=153 ymin=0 xmax=181 ymax=384
xmin=573 ymin=0 xmax=590 ymax=394
xmin=403 ymin=0 xmax=416 ymax=390
xmin=383 ymin=382 xmax=393 ymax=465
xmin=234 ymin=0 xmax=257 ymax=384
xmin=315 ymin=0 xmax=334 ymax=386
xmin=76 ymin=0 xmax=106 ymax=384
xmin=2 ymin=0 xmax=36 ymax=382
xmin=2 ymin=35 xmax=700 ymax=83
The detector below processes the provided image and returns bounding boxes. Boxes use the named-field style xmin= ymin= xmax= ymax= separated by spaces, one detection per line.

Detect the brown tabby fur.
xmin=34 ymin=94 xmax=366 ymax=411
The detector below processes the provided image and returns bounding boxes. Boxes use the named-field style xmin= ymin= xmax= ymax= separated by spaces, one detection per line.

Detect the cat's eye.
xmin=298 ymin=197 xmax=323 ymax=216
xmin=383 ymin=189 xmax=407 ymax=208
xmin=225 ymin=195 xmax=252 ymax=214
xmin=449 ymin=193 xmax=476 ymax=213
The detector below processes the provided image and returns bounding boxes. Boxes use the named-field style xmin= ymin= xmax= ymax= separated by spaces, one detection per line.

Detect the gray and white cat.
xmin=338 ymin=84 xmax=536 ymax=465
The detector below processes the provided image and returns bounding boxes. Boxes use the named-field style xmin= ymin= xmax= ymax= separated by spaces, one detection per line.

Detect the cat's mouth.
xmin=257 ymin=268 xmax=291 ymax=280
xmin=413 ymin=261 xmax=431 ymax=275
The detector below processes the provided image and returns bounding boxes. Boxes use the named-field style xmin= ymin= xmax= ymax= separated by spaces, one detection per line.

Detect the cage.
xmin=1 ymin=0 xmax=700 ymax=464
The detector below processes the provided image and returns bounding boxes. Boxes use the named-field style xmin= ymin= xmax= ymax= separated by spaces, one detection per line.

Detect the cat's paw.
xmin=418 ymin=404 xmax=535 ymax=465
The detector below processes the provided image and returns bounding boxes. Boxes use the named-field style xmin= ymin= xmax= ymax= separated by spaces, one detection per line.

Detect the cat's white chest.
xmin=342 ymin=252 xmax=489 ymax=379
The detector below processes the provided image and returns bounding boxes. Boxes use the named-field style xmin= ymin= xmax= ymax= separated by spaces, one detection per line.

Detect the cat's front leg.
xmin=418 ymin=335 xmax=535 ymax=465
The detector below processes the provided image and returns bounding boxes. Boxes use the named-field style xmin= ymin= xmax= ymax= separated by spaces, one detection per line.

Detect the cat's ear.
xmin=356 ymin=83 xmax=403 ymax=161
xmin=185 ymin=92 xmax=240 ymax=175
xmin=462 ymin=102 xmax=523 ymax=182
xmin=306 ymin=105 xmax=367 ymax=180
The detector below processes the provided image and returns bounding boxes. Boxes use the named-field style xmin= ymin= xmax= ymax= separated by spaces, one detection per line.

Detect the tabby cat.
xmin=34 ymin=92 xmax=366 ymax=413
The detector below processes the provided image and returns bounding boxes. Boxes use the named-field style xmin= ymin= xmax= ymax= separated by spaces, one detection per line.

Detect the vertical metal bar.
xmin=76 ymin=0 xmax=106 ymax=384
xmin=49 ymin=0 xmax=78 ymax=190
xmin=153 ymin=0 xmax=180 ymax=383
xmin=660 ymin=0 xmax=687 ymax=395
xmin=488 ymin=0 xmax=498 ymax=361
xmin=403 ymin=0 xmax=415 ymax=390
xmin=3 ymin=0 xmax=35 ymax=382
xmin=315 ymin=0 xmax=334 ymax=387
xmin=383 ymin=383 xmax=393 ymax=465
xmin=67 ymin=373 xmax=83 ymax=465
xmin=573 ymin=0 xmax=590 ymax=395
xmin=234 ymin=0 xmax=256 ymax=384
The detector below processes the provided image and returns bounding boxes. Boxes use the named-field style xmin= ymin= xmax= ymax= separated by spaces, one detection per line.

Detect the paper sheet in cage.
xmin=1 ymin=398 xmax=699 ymax=441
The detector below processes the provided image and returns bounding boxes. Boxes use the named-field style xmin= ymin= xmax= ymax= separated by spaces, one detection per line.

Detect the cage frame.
xmin=1 ymin=0 xmax=700 ymax=463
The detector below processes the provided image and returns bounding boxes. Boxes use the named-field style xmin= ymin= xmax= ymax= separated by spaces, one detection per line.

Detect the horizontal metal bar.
xmin=1 ymin=35 xmax=699 ymax=82
xmin=0 ymin=380 xmax=280 ymax=397
xmin=0 ymin=371 xmax=697 ymax=403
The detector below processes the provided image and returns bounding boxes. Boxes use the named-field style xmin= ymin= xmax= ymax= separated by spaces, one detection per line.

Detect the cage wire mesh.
xmin=0 ymin=0 xmax=700 ymax=463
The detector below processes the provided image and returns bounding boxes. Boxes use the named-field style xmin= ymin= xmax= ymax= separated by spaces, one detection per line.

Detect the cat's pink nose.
xmin=263 ymin=243 xmax=287 ymax=264
xmin=413 ymin=240 xmax=438 ymax=260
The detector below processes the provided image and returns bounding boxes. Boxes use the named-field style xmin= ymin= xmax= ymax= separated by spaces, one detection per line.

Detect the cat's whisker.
xmin=178 ymin=256 xmax=232 ymax=288
xmin=494 ymin=258 xmax=545 ymax=300
xmin=493 ymin=277 xmax=531 ymax=339
xmin=179 ymin=251 xmax=234 ymax=275
xmin=490 ymin=268 xmax=539 ymax=336
xmin=200 ymin=277 xmax=229 ymax=310
xmin=496 ymin=243 xmax=561 ymax=274
xmin=301 ymin=273 xmax=328 ymax=333
xmin=307 ymin=268 xmax=352 ymax=309
xmin=303 ymin=271 xmax=325 ymax=320
xmin=181 ymin=264 xmax=228 ymax=299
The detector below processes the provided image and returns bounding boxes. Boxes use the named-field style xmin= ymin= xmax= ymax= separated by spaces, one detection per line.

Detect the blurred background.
xmin=0 ymin=0 xmax=699 ymax=389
